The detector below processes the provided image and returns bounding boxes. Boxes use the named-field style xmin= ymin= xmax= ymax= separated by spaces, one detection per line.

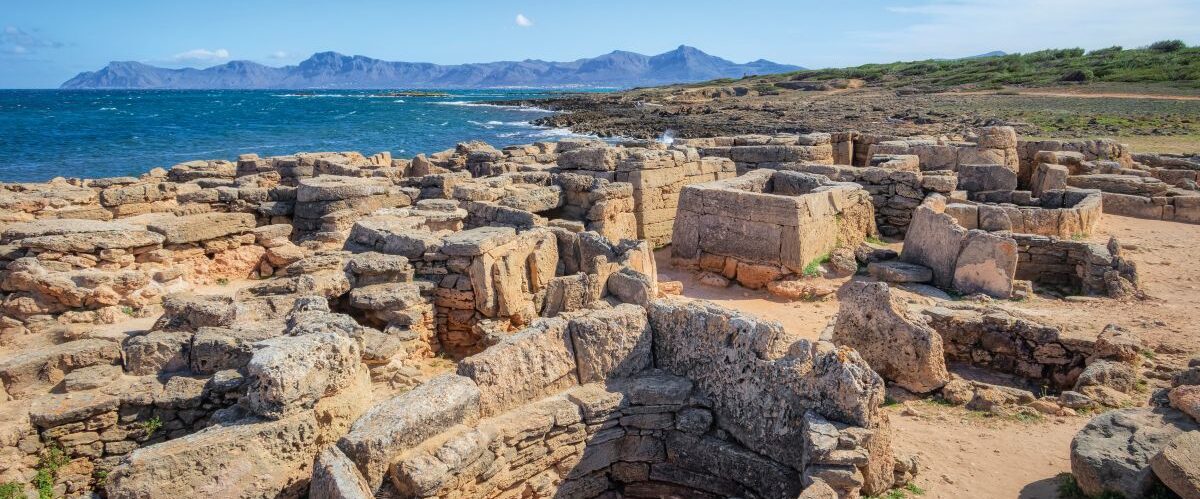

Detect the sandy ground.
xmin=656 ymin=213 xmax=1200 ymax=499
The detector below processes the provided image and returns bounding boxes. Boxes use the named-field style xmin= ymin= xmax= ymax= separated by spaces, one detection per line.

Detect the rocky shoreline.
xmin=497 ymin=84 xmax=1200 ymax=146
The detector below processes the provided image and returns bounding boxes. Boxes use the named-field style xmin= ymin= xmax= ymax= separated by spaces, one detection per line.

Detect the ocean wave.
xmin=98 ymin=107 xmax=117 ymax=111
xmin=433 ymin=101 xmax=552 ymax=113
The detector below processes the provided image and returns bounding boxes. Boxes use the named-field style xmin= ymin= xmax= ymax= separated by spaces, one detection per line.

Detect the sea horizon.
xmin=0 ymin=88 xmax=613 ymax=183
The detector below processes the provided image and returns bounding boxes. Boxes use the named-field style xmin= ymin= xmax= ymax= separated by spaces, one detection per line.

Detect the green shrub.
xmin=34 ymin=445 xmax=70 ymax=499
xmin=1060 ymin=68 xmax=1095 ymax=82
xmin=1149 ymin=40 xmax=1186 ymax=52
xmin=0 ymin=482 xmax=23 ymax=499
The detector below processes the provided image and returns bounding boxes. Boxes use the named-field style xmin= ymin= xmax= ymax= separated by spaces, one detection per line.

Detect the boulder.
xmin=245 ymin=332 xmax=361 ymax=419
xmin=1070 ymin=408 xmax=1198 ymax=498
xmin=832 ymin=282 xmax=949 ymax=393
xmin=1151 ymin=431 xmax=1200 ymax=499
xmin=951 ymin=230 xmax=1017 ymax=298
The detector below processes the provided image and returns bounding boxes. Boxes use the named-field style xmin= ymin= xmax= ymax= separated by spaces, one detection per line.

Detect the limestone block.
xmin=952 ymin=230 xmax=1018 ymax=298
xmin=832 ymin=282 xmax=949 ymax=393
xmin=569 ymin=305 xmax=652 ymax=383
xmin=456 ymin=318 xmax=577 ymax=417
xmin=338 ymin=373 xmax=481 ymax=490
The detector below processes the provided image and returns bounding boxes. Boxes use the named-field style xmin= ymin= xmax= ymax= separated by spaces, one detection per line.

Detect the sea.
xmin=0 ymin=89 xmax=609 ymax=183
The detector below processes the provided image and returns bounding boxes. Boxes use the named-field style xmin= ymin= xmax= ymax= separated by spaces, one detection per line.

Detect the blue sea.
xmin=0 ymin=89 xmax=604 ymax=183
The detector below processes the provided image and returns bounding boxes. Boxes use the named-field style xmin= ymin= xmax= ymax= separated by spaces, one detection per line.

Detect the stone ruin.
xmin=0 ymin=124 xmax=1196 ymax=499
xmin=669 ymin=169 xmax=877 ymax=289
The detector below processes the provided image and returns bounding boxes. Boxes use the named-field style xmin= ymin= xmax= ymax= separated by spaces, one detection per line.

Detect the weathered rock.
xmin=568 ymin=304 xmax=652 ymax=383
xmin=832 ymin=282 xmax=949 ymax=393
xmin=245 ymin=332 xmax=361 ymax=419
xmin=1151 ymin=431 xmax=1200 ymax=499
xmin=1170 ymin=386 xmax=1200 ymax=422
xmin=123 ymin=330 xmax=193 ymax=375
xmin=337 ymin=373 xmax=481 ymax=490
xmin=1092 ymin=324 xmax=1142 ymax=364
xmin=0 ymin=339 xmax=122 ymax=398
xmin=146 ymin=213 xmax=257 ymax=244
xmin=311 ymin=445 xmax=373 ymax=499
xmin=456 ymin=318 xmax=576 ymax=417
xmin=900 ymin=202 xmax=965 ymax=289
xmin=951 ymin=230 xmax=1017 ymax=298
xmin=867 ymin=261 xmax=932 ymax=283
xmin=1070 ymin=408 xmax=1198 ymax=498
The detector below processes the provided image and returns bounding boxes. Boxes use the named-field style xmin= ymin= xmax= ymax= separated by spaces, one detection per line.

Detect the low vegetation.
xmin=755 ymin=41 xmax=1200 ymax=90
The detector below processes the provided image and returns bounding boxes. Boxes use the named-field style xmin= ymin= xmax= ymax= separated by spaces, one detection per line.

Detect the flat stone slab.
xmin=347 ymin=282 xmax=424 ymax=311
xmin=147 ymin=212 xmax=256 ymax=244
xmin=29 ymin=391 xmax=120 ymax=428
xmin=296 ymin=176 xmax=391 ymax=202
xmin=440 ymin=226 xmax=517 ymax=256
xmin=2 ymin=219 xmax=139 ymax=242
xmin=867 ymin=261 xmax=933 ymax=283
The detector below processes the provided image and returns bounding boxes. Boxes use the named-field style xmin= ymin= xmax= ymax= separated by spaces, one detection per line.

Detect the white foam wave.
xmin=433 ymin=101 xmax=552 ymax=113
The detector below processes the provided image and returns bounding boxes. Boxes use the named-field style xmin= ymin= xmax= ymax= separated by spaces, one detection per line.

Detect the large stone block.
xmin=456 ymin=318 xmax=577 ymax=417
xmin=245 ymin=332 xmax=361 ymax=419
xmin=146 ymin=212 xmax=257 ymax=244
xmin=569 ymin=304 xmax=652 ymax=383
xmin=900 ymin=203 xmax=966 ymax=289
xmin=832 ymin=282 xmax=949 ymax=393
xmin=952 ymin=230 xmax=1018 ymax=298
xmin=338 ymin=373 xmax=481 ymax=490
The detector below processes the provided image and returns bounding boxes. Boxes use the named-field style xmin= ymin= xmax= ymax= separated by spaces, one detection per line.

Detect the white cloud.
xmin=268 ymin=50 xmax=289 ymax=59
xmin=846 ymin=0 xmax=1200 ymax=62
xmin=1 ymin=26 xmax=65 ymax=57
xmin=515 ymin=13 xmax=534 ymax=28
xmin=170 ymin=48 xmax=231 ymax=63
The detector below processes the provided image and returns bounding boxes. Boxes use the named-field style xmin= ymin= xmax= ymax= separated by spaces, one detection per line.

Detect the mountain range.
xmin=60 ymin=46 xmax=802 ymax=90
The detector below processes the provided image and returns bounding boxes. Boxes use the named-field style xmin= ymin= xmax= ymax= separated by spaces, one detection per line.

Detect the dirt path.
xmin=889 ymin=403 xmax=1086 ymax=499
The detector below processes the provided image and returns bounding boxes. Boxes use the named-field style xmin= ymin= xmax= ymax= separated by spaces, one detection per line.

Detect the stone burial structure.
xmin=318 ymin=299 xmax=908 ymax=499
xmin=669 ymin=168 xmax=877 ymax=289
xmin=1025 ymin=147 xmax=1200 ymax=225
xmin=872 ymin=192 xmax=1135 ymax=300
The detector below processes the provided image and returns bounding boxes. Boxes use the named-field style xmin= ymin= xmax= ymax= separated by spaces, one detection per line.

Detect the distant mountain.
xmin=61 ymin=46 xmax=802 ymax=89
xmin=965 ymin=51 xmax=1008 ymax=59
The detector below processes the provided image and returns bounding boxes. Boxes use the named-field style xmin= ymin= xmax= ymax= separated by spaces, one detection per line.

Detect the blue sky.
xmin=3 ymin=0 xmax=1199 ymax=88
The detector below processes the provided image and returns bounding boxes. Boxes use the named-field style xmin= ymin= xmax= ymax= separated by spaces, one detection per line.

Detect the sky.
xmin=3 ymin=0 xmax=1199 ymax=88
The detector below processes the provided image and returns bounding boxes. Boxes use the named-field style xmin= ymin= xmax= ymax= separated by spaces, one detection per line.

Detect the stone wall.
xmin=765 ymin=163 xmax=956 ymax=237
xmin=1012 ymin=233 xmax=1139 ymax=297
xmin=1017 ymin=138 xmax=1132 ymax=187
xmin=867 ymin=126 xmax=1020 ymax=174
xmin=958 ymin=188 xmax=1103 ymax=238
xmin=922 ymin=303 xmax=1094 ymax=388
xmin=671 ymin=169 xmax=877 ymax=288
xmin=326 ymin=300 xmax=897 ymax=499
xmin=554 ymin=141 xmax=737 ymax=247
xmin=677 ymin=133 xmax=836 ymax=170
